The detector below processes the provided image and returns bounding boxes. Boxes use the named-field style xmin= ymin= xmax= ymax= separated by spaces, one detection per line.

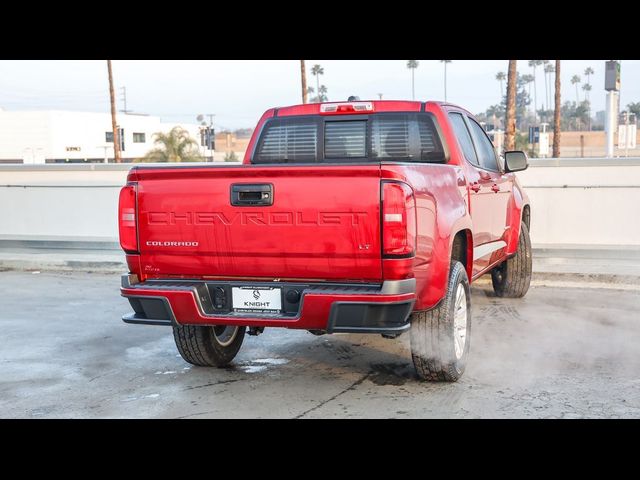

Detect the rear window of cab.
xmin=252 ymin=112 xmax=446 ymax=164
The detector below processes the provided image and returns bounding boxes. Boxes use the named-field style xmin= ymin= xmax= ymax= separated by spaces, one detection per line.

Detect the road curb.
xmin=0 ymin=258 xmax=126 ymax=273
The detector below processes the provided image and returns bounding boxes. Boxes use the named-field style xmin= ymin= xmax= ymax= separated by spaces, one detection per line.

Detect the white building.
xmin=0 ymin=108 xmax=213 ymax=164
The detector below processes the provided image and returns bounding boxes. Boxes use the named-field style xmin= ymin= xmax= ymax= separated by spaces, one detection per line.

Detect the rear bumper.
xmin=121 ymin=275 xmax=415 ymax=334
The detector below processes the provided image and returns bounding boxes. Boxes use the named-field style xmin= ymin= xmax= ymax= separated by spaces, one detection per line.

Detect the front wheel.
xmin=410 ymin=261 xmax=471 ymax=382
xmin=173 ymin=324 xmax=246 ymax=367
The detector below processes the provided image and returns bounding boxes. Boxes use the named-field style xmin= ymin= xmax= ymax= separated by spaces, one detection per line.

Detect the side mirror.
xmin=504 ymin=150 xmax=528 ymax=172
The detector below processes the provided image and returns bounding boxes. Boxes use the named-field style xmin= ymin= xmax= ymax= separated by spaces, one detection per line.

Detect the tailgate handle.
xmin=231 ymin=183 xmax=273 ymax=206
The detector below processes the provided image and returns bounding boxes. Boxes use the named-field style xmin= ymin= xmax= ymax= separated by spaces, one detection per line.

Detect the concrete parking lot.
xmin=1 ymin=270 xmax=639 ymax=418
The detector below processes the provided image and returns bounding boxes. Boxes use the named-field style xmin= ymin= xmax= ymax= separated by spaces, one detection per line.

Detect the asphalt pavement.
xmin=1 ymin=270 xmax=639 ymax=418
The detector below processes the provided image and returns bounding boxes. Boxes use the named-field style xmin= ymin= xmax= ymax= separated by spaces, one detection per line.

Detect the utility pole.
xmin=300 ymin=60 xmax=308 ymax=104
xmin=378 ymin=93 xmax=383 ymax=100
xmin=107 ymin=60 xmax=121 ymax=163
xmin=207 ymin=114 xmax=215 ymax=162
xmin=119 ymin=86 xmax=128 ymax=113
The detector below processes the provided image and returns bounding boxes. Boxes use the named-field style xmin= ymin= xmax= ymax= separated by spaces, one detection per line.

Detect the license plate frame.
xmin=231 ymin=286 xmax=282 ymax=314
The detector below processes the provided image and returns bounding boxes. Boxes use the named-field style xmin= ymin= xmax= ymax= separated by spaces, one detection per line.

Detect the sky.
xmin=0 ymin=60 xmax=638 ymax=130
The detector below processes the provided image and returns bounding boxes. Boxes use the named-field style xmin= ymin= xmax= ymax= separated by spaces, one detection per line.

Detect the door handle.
xmin=470 ymin=182 xmax=481 ymax=193
xmin=491 ymin=184 xmax=500 ymax=193
xmin=230 ymin=183 xmax=273 ymax=206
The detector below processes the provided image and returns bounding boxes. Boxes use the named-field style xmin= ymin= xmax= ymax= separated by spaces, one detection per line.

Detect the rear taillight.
xmin=118 ymin=183 xmax=138 ymax=253
xmin=382 ymin=181 xmax=416 ymax=257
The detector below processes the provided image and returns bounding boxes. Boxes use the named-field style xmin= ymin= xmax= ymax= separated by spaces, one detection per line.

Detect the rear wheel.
xmin=173 ymin=324 xmax=245 ymax=367
xmin=410 ymin=261 xmax=471 ymax=382
xmin=491 ymin=221 xmax=532 ymax=298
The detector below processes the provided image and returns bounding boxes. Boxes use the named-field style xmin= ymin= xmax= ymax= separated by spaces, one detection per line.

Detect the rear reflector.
xmin=320 ymin=102 xmax=374 ymax=114
xmin=382 ymin=182 xmax=416 ymax=257
xmin=118 ymin=183 xmax=138 ymax=253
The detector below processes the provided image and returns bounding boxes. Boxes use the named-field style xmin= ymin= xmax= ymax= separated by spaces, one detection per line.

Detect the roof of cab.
xmin=274 ymin=100 xmax=456 ymax=117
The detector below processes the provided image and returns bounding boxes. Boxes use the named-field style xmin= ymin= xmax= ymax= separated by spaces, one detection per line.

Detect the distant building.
xmin=0 ymin=109 xmax=211 ymax=164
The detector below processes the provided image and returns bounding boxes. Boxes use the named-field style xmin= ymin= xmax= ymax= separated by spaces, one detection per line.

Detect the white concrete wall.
xmin=0 ymin=159 xmax=638 ymax=247
xmin=516 ymin=158 xmax=640 ymax=246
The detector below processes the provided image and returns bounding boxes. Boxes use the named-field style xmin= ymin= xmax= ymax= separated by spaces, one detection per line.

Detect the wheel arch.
xmin=450 ymin=228 xmax=473 ymax=281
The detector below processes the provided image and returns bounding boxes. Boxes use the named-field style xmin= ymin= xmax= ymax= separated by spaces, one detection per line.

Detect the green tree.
xmin=495 ymin=71 xmax=506 ymax=100
xmin=318 ymin=85 xmax=328 ymax=102
xmin=584 ymin=66 xmax=594 ymax=88
xmin=310 ymin=64 xmax=324 ymax=103
xmin=627 ymin=102 xmax=640 ymax=118
xmin=521 ymin=74 xmax=535 ymax=117
xmin=486 ymin=103 xmax=505 ymax=128
xmin=407 ymin=60 xmax=419 ymax=100
xmin=440 ymin=60 xmax=452 ymax=101
xmin=137 ymin=127 xmax=203 ymax=162
xmin=571 ymin=75 xmax=581 ymax=103
xmin=224 ymin=151 xmax=239 ymax=162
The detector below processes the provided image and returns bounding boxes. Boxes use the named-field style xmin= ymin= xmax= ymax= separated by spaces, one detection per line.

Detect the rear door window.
xmin=448 ymin=112 xmax=479 ymax=166
xmin=466 ymin=117 xmax=499 ymax=171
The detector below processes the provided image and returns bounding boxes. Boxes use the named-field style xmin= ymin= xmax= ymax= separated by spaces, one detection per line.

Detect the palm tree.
xmin=318 ymin=85 xmax=328 ymax=102
xmin=496 ymin=71 xmax=506 ymax=100
xmin=571 ymin=75 xmax=581 ymax=103
xmin=407 ymin=60 xmax=419 ymax=100
xmin=300 ymin=60 xmax=308 ymax=104
xmin=440 ymin=60 xmax=452 ymax=101
xmin=528 ymin=60 xmax=543 ymax=121
xmin=553 ymin=61 xmax=561 ymax=158
xmin=377 ymin=93 xmax=384 ymax=100
xmin=544 ymin=64 xmax=555 ymax=113
xmin=582 ymin=83 xmax=593 ymax=130
xmin=505 ymin=60 xmax=517 ymax=151
xmin=138 ymin=127 xmax=204 ymax=162
xmin=584 ymin=66 xmax=594 ymax=89
xmin=311 ymin=64 xmax=324 ymax=103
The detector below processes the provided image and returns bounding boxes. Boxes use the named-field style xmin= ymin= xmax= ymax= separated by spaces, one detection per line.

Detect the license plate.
xmin=232 ymin=287 xmax=282 ymax=313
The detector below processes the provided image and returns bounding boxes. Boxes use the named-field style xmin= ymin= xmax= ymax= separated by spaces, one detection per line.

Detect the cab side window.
xmin=448 ymin=112 xmax=478 ymax=166
xmin=466 ymin=117 xmax=499 ymax=171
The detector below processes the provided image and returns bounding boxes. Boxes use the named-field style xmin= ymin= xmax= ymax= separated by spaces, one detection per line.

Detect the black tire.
xmin=491 ymin=221 xmax=532 ymax=298
xmin=172 ymin=324 xmax=246 ymax=367
xmin=410 ymin=261 xmax=471 ymax=382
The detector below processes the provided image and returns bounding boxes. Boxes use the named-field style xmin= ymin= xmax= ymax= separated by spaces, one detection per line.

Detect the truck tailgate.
xmin=134 ymin=165 xmax=382 ymax=281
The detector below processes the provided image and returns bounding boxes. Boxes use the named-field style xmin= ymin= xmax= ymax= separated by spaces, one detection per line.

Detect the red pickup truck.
xmin=119 ymin=99 xmax=531 ymax=381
